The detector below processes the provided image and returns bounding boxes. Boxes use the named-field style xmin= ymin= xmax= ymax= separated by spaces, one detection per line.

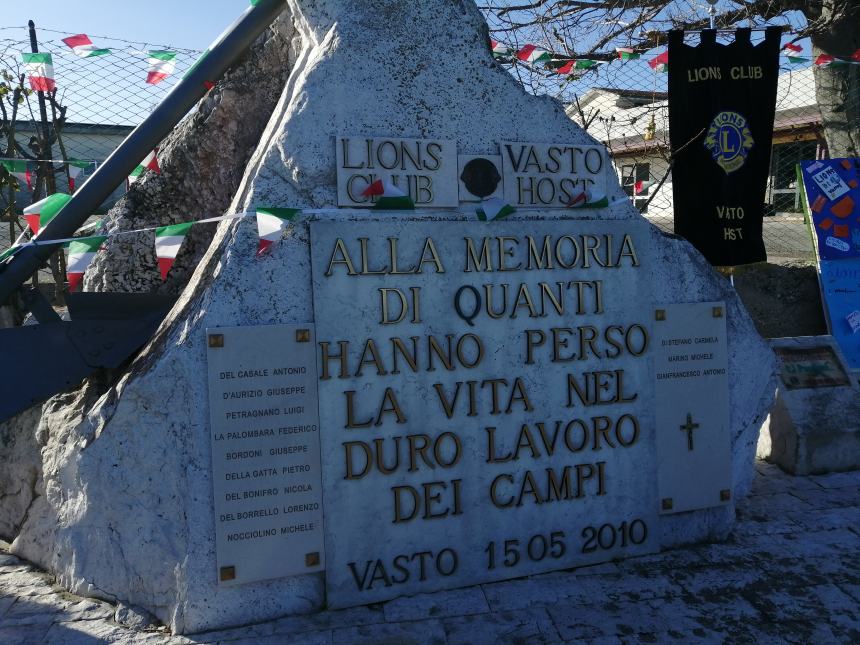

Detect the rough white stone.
xmin=762 ymin=336 xmax=860 ymax=474
xmin=6 ymin=0 xmax=775 ymax=635
xmin=0 ymin=404 xmax=43 ymax=541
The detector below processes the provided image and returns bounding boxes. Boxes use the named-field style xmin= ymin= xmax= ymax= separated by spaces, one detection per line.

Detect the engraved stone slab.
xmin=206 ymin=324 xmax=325 ymax=586
xmin=653 ymin=302 xmax=731 ymax=514
xmin=310 ymin=220 xmax=658 ymax=609
xmin=336 ymin=136 xmax=459 ymax=207
xmin=500 ymin=142 xmax=608 ymax=208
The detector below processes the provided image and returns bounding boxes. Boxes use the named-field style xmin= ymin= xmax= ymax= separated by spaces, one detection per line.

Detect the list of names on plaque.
xmin=206 ymin=324 xmax=324 ymax=586
xmin=653 ymin=302 xmax=731 ymax=515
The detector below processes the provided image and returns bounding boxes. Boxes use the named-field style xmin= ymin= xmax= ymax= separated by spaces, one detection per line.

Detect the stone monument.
xmin=2 ymin=0 xmax=775 ymax=634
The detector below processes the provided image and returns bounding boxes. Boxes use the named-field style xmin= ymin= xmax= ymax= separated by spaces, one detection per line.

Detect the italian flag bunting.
xmin=22 ymin=52 xmax=55 ymax=92
xmin=22 ymin=193 xmax=72 ymax=235
xmin=128 ymin=150 xmax=161 ymax=185
xmin=616 ymin=47 xmax=640 ymax=61
xmin=566 ymin=187 xmax=608 ymax=209
xmin=154 ymin=222 xmax=192 ymax=280
xmin=782 ymin=43 xmax=802 ymax=54
xmin=256 ymin=207 xmax=300 ymax=256
xmin=146 ymin=51 xmax=177 ymax=85
xmin=556 ymin=59 xmax=598 ymax=75
xmin=516 ymin=44 xmax=551 ymax=64
xmin=648 ymin=51 xmax=668 ymax=72
xmin=66 ymin=235 xmax=106 ymax=291
xmin=814 ymin=54 xmax=846 ymax=67
xmin=634 ymin=179 xmax=656 ymax=195
xmin=476 ymin=197 xmax=515 ymax=221
xmin=787 ymin=56 xmax=810 ymax=64
xmin=490 ymin=40 xmax=511 ymax=59
xmin=1 ymin=159 xmax=32 ymax=190
xmin=62 ymin=34 xmax=110 ymax=58
xmin=67 ymin=160 xmax=91 ymax=192
xmin=361 ymin=179 xmax=414 ymax=210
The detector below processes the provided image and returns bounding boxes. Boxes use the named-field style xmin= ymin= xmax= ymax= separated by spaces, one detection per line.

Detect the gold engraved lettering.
xmin=325 ymin=238 xmax=358 ymax=276
xmin=464 ymin=237 xmax=493 ymax=272
xmin=319 ymin=341 xmax=350 ymax=380
xmin=344 ymin=390 xmax=373 ymax=428
xmin=497 ymin=236 xmax=522 ymax=272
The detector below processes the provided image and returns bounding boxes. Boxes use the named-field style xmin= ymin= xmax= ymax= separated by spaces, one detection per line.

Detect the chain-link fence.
xmin=0 ymin=24 xmax=201 ymax=295
xmin=488 ymin=31 xmax=844 ymax=265
xmin=0 ymin=22 xmax=848 ymax=281
xmin=565 ymin=56 xmax=823 ymax=264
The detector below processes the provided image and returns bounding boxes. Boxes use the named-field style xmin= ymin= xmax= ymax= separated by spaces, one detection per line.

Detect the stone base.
xmin=760 ymin=337 xmax=860 ymax=475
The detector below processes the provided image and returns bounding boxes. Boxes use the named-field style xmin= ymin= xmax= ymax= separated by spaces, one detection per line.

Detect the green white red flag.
xmin=491 ymin=40 xmax=511 ymax=58
xmin=566 ymin=187 xmax=608 ymax=209
xmin=256 ymin=207 xmax=299 ymax=256
xmin=22 ymin=52 xmax=55 ymax=92
xmin=62 ymin=34 xmax=110 ymax=58
xmin=634 ymin=179 xmax=656 ymax=195
xmin=787 ymin=56 xmax=810 ymax=64
xmin=814 ymin=54 xmax=848 ymax=67
xmin=648 ymin=51 xmax=668 ymax=72
xmin=22 ymin=193 xmax=72 ymax=235
xmin=66 ymin=235 xmax=106 ymax=291
xmin=128 ymin=150 xmax=161 ymax=185
xmin=146 ymin=51 xmax=177 ymax=85
xmin=361 ymin=179 xmax=414 ymax=210
xmin=476 ymin=197 xmax=515 ymax=221
xmin=516 ymin=44 xmax=551 ymax=64
xmin=154 ymin=222 xmax=192 ymax=280
xmin=616 ymin=47 xmax=639 ymax=61
xmin=67 ymin=160 xmax=91 ymax=192
xmin=782 ymin=43 xmax=802 ymax=54
xmin=556 ymin=59 xmax=599 ymax=74
xmin=1 ymin=159 xmax=32 ymax=190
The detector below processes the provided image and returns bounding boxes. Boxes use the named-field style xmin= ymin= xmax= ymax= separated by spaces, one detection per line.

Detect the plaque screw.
xmin=720 ymin=489 xmax=731 ymax=501
xmin=306 ymin=552 xmax=320 ymax=567
xmin=296 ymin=329 xmax=310 ymax=343
xmin=219 ymin=566 xmax=236 ymax=581
xmin=208 ymin=334 xmax=224 ymax=348
xmin=712 ymin=306 xmax=723 ymax=318
xmin=661 ymin=498 xmax=673 ymax=510
xmin=655 ymin=309 xmax=666 ymax=321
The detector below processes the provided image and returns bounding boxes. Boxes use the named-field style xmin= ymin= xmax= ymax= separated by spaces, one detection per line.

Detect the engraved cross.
xmin=680 ymin=413 xmax=700 ymax=451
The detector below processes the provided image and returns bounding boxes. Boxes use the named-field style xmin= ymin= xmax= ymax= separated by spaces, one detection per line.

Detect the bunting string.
xmin=490 ymin=38 xmax=860 ymax=77
xmin=0 ymin=197 xmax=634 ymax=280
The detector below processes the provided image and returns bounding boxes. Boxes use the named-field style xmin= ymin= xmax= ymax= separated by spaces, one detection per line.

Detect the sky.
xmin=0 ymin=0 xmax=252 ymax=51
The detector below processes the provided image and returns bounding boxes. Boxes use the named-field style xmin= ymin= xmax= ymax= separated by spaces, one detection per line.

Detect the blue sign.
xmin=820 ymin=259 xmax=860 ymax=370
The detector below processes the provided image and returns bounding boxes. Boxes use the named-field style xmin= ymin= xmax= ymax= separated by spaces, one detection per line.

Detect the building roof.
xmin=572 ymin=67 xmax=821 ymax=157
xmin=12 ymin=121 xmax=134 ymax=135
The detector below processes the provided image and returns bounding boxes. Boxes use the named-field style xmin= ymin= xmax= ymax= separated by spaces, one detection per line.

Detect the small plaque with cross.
xmin=653 ymin=302 xmax=731 ymax=515
xmin=680 ymin=413 xmax=700 ymax=451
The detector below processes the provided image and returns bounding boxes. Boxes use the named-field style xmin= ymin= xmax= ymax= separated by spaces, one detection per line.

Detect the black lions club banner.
xmin=669 ymin=27 xmax=781 ymax=266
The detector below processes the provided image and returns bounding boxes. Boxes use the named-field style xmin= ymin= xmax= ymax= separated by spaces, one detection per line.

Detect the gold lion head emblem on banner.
xmin=704 ymin=111 xmax=754 ymax=174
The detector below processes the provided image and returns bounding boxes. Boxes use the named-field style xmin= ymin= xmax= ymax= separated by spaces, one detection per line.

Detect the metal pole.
xmin=0 ymin=0 xmax=285 ymax=305
xmin=28 ymin=20 xmax=55 ymax=197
